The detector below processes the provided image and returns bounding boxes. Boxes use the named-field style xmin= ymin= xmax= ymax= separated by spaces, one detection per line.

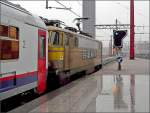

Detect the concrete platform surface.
xmin=101 ymin=58 xmax=149 ymax=75
xmin=8 ymin=74 xmax=149 ymax=113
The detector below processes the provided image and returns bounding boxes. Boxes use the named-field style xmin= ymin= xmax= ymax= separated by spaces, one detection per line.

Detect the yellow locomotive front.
xmin=48 ymin=26 xmax=64 ymax=74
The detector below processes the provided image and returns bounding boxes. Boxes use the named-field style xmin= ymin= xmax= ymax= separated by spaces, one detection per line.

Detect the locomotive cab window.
xmin=0 ymin=25 xmax=19 ymax=60
xmin=50 ymin=31 xmax=63 ymax=46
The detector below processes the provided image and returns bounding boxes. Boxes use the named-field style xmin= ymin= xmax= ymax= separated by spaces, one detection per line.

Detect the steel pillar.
xmin=130 ymin=0 xmax=135 ymax=59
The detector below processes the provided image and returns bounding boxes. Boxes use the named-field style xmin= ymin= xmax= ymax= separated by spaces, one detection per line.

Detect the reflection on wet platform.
xmin=96 ymin=75 xmax=149 ymax=112
xmin=9 ymin=74 xmax=149 ymax=113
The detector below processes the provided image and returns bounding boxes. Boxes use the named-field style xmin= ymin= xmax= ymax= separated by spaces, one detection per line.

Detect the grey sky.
xmin=11 ymin=0 xmax=149 ymax=46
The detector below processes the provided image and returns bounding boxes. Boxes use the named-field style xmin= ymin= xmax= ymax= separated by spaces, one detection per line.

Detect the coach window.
xmin=39 ymin=37 xmax=45 ymax=58
xmin=0 ymin=25 xmax=8 ymax=37
xmin=0 ymin=25 xmax=19 ymax=60
xmin=9 ymin=26 xmax=19 ymax=39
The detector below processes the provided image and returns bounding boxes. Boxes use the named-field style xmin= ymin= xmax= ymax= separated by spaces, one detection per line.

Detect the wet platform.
xmin=101 ymin=57 xmax=149 ymax=75
xmin=8 ymin=58 xmax=149 ymax=113
xmin=8 ymin=74 xmax=149 ymax=113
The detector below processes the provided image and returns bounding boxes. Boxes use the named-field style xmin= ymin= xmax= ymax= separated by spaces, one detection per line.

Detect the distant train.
xmin=0 ymin=1 xmax=102 ymax=101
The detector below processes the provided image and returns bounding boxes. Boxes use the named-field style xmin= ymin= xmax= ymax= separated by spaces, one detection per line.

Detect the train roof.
xmin=0 ymin=0 xmax=47 ymax=30
xmin=47 ymin=26 xmax=101 ymax=43
xmin=0 ymin=0 xmax=30 ymax=13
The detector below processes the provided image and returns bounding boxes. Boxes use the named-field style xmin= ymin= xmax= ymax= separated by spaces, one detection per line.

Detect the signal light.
xmin=113 ymin=30 xmax=127 ymax=48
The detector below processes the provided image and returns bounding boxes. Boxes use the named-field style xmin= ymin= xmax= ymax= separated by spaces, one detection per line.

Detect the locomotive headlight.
xmin=60 ymin=56 xmax=63 ymax=60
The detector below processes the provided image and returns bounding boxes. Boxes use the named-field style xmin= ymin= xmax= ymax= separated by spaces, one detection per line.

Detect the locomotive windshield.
xmin=50 ymin=31 xmax=59 ymax=45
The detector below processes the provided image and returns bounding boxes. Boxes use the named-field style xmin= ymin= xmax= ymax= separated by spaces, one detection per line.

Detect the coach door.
xmin=37 ymin=29 xmax=46 ymax=94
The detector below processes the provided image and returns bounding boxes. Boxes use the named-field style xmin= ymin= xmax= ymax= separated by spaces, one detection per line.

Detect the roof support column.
xmin=83 ymin=0 xmax=95 ymax=38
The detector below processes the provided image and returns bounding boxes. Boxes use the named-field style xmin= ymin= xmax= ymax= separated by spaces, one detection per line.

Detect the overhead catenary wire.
xmin=54 ymin=0 xmax=81 ymax=17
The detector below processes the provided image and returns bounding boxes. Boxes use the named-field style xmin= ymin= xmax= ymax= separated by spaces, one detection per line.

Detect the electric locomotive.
xmin=43 ymin=20 xmax=102 ymax=85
